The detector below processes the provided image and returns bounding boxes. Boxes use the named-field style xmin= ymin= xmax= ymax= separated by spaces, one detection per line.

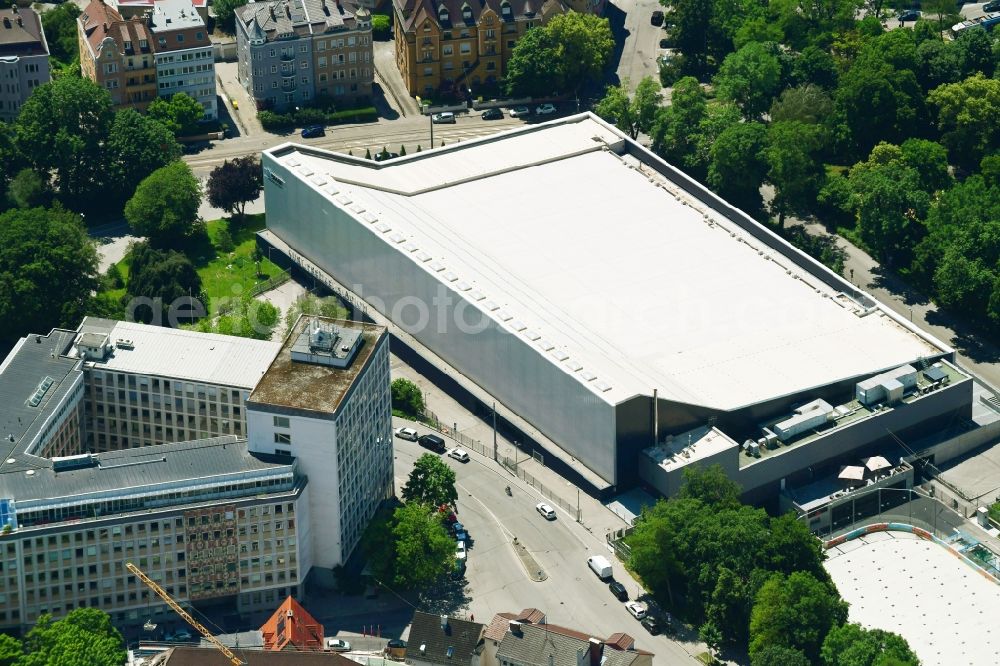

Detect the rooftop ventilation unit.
xmin=116 ymin=339 xmax=134 ymax=350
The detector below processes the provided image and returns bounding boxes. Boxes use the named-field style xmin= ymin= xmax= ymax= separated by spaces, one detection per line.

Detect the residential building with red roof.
xmin=77 ymin=0 xmax=157 ymax=110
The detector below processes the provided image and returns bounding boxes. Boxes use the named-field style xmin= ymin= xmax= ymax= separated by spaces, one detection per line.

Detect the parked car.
xmin=535 ymin=103 xmax=557 ymax=116
xmin=452 ymin=558 xmax=467 ymax=579
xmin=456 ymin=540 xmax=467 ymax=560
xmin=301 ymin=125 xmax=325 ymax=138
xmin=625 ymin=602 xmax=647 ymax=620
xmin=535 ymin=502 xmax=556 ymax=520
xmin=659 ymin=38 xmax=670 ymax=49
xmin=482 ymin=107 xmax=504 ymax=120
xmin=447 ymin=448 xmax=470 ymax=462
xmin=641 ymin=616 xmax=662 ymax=635
xmin=394 ymin=427 xmax=418 ymax=441
xmin=984 ymin=0 xmax=1000 ymax=11
xmin=374 ymin=151 xmax=400 ymax=162
xmin=509 ymin=106 xmax=531 ymax=117
xmin=651 ymin=10 xmax=664 ymax=25
xmin=418 ymin=434 xmax=446 ymax=452
xmin=454 ymin=523 xmax=469 ymax=542
xmin=898 ymin=9 xmax=920 ymax=20
xmin=609 ymin=580 xmax=629 ymax=602
xmin=432 ymin=112 xmax=456 ymax=124
xmin=326 ymin=638 xmax=352 ymax=652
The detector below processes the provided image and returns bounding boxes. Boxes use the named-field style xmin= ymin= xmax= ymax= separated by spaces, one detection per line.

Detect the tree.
xmin=916 ymin=38 xmax=962 ymax=92
xmin=699 ymin=621 xmax=723 ymax=662
xmin=18 ymin=608 xmax=125 ymax=666
xmin=41 ymin=4 xmax=82 ymax=65
xmin=402 ymin=453 xmax=458 ymax=508
xmin=821 ymin=623 xmax=919 ymax=666
xmin=386 ymin=502 xmax=455 ymax=589
xmin=0 ymin=122 xmax=19 ymax=199
xmin=713 ymin=42 xmax=783 ymax=119
xmin=14 ymin=77 xmax=113 ymax=206
xmin=900 ymin=138 xmax=951 ymax=193
xmin=595 ymin=77 xmax=662 ymax=139
xmin=199 ymin=296 xmax=279 ymax=340
xmin=686 ymin=102 xmax=742 ymax=182
xmin=650 ymin=77 xmax=706 ymax=166
xmin=372 ymin=14 xmax=391 ymax=38
xmin=211 ymin=0 xmax=248 ymax=34
xmin=391 ymin=378 xmax=424 ymax=417
xmin=106 ymin=109 xmax=182 ymax=197
xmin=765 ymin=121 xmax=827 ymax=226
xmin=953 ymin=27 xmax=995 ymax=78
xmin=7 ymin=169 xmax=50 ymax=209
xmin=125 ymin=162 xmax=202 ymax=245
xmin=0 ymin=633 xmax=19 ymax=666
xmin=751 ymin=645 xmax=811 ymax=666
xmin=770 ymin=84 xmax=833 ymax=124
xmin=707 ymin=121 xmax=768 ymax=215
xmin=677 ymin=464 xmax=742 ymax=507
xmin=792 ymin=46 xmax=839 ymax=90
xmin=126 ymin=242 xmax=203 ymax=325
xmin=749 ymin=572 xmax=848 ymax=663
xmin=504 ymin=27 xmax=564 ymax=97
xmin=545 ymin=13 xmax=614 ymax=94
xmin=0 ymin=206 xmax=97 ymax=348
xmin=928 ymin=74 xmax=1000 ymax=170
xmin=284 ymin=293 xmax=349 ymax=333
xmin=147 ymin=93 xmax=205 ymax=137
xmin=207 ymin=156 xmax=263 ymax=221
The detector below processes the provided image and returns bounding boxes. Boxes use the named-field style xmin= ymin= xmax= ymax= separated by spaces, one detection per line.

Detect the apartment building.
xmin=0 ymin=314 xmax=391 ymax=631
xmin=76 ymin=318 xmax=281 ymax=451
xmin=391 ymin=0 xmax=603 ymax=98
xmin=235 ymin=0 xmax=373 ymax=111
xmin=78 ymin=0 xmax=157 ymax=110
xmin=0 ymin=5 xmax=50 ymax=121
xmin=246 ymin=316 xmax=393 ymax=584
xmin=147 ymin=0 xmax=217 ymax=119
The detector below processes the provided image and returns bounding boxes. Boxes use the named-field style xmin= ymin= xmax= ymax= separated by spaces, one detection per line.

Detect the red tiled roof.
xmin=483 ymin=613 xmax=517 ymax=642
xmin=515 ymin=608 xmax=545 ymax=624
xmin=605 ymin=633 xmax=634 ymax=651
xmin=79 ymin=0 xmax=154 ymax=59
xmin=260 ymin=596 xmax=325 ymax=652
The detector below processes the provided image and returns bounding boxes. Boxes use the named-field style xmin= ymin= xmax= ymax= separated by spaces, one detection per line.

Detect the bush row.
xmin=259 ymin=106 xmax=378 ymax=132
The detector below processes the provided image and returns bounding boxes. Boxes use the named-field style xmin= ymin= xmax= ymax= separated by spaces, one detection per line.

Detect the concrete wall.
xmin=262 ymin=156 xmax=621 ymax=485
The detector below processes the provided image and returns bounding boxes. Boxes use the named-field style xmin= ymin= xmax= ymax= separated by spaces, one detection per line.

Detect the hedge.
xmin=259 ymin=106 xmax=378 ymax=132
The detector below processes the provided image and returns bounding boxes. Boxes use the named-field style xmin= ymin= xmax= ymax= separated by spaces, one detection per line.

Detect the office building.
xmin=0 ymin=5 xmax=50 ymax=121
xmin=391 ymin=0 xmax=604 ymax=98
xmin=235 ymin=0 xmax=374 ymax=112
xmin=259 ymin=114 xmax=980 ymax=498
xmin=78 ymin=0 xmax=158 ymax=110
xmin=0 ymin=315 xmax=391 ymax=631
xmin=147 ymin=0 xmax=217 ymax=119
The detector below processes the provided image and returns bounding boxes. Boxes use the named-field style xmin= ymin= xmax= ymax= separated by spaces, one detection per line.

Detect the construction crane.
xmin=126 ymin=561 xmax=245 ymax=666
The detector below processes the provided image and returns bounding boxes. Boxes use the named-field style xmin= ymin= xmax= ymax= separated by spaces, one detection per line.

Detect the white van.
xmin=587 ymin=555 xmax=613 ymax=579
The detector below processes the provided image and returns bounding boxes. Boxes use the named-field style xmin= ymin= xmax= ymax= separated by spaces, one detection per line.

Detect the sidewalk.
xmin=373 ymin=40 xmax=419 ymax=117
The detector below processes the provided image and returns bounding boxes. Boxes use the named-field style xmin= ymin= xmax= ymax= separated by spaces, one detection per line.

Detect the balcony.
xmin=280 ymin=52 xmax=295 ymax=61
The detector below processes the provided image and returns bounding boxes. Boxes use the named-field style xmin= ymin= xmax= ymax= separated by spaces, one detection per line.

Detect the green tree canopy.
xmin=770 ymin=84 xmax=833 ymax=124
xmin=821 ymin=623 xmax=919 ymax=666
xmin=713 ymin=42 xmax=783 ymax=119
xmin=284 ymin=294 xmax=349 ymax=333
xmin=124 ymin=162 xmax=202 ymax=245
xmin=707 ymin=121 xmax=768 ymax=215
xmin=197 ymin=297 xmax=279 ymax=340
xmin=749 ymin=571 xmax=849 ymax=663
xmin=928 ymin=73 xmax=1000 ymax=170
xmin=391 ymin=378 xmax=424 ymax=417
xmin=899 ymin=138 xmax=951 ymax=194
xmin=18 ymin=608 xmax=125 ymax=666
xmin=14 ymin=77 xmax=113 ymax=206
xmin=402 ymin=453 xmax=458 ymax=508
xmin=41 ymin=4 xmax=82 ymax=65
xmin=126 ymin=242 xmax=203 ymax=325
xmin=0 ymin=206 xmax=98 ymax=347
xmin=504 ymin=13 xmax=613 ymax=96
xmin=107 ymin=109 xmax=182 ymax=198
xmin=504 ymin=27 xmax=563 ymax=97
xmin=677 ymin=464 xmax=742 ymax=507
xmin=751 ymin=645 xmax=811 ymax=666
xmin=386 ymin=502 xmax=455 ymax=589
xmin=595 ymin=77 xmax=661 ymax=139
xmin=650 ymin=77 xmax=706 ymax=168
xmin=207 ymin=156 xmax=263 ymax=220
xmin=148 ymin=93 xmax=206 ymax=137
xmin=7 ymin=169 xmax=50 ymax=209
xmin=765 ymin=120 xmax=827 ymax=226
xmin=213 ymin=0 xmax=250 ymax=34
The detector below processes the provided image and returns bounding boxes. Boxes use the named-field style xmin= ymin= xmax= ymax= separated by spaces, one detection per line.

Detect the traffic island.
xmin=512 ymin=537 xmax=547 ymax=582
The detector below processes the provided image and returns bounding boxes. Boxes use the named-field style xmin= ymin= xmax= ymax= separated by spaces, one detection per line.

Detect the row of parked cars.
xmin=431 ymin=103 xmax=558 ymax=124
xmin=586 ymin=555 xmax=669 ymax=635
xmin=394 ymin=427 xmax=471 ymax=462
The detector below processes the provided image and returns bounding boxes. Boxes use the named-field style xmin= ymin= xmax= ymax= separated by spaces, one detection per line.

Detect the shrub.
xmin=294 ymin=107 xmax=327 ymax=126
xmin=259 ymin=110 xmax=294 ymax=131
xmin=372 ymin=14 xmax=391 ymax=39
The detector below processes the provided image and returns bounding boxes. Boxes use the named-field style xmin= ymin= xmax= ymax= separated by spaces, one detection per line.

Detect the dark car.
xmin=418 ymin=434 xmax=447 ymax=453
xmin=897 ymin=9 xmax=920 ymax=21
xmin=641 ymin=616 xmax=662 ymax=635
xmin=482 ymin=107 xmax=504 ymax=120
xmin=374 ymin=151 xmax=400 ymax=162
xmin=651 ymin=10 xmax=664 ymax=25
xmin=608 ymin=580 xmax=628 ymax=602
xmin=984 ymin=0 xmax=1000 ymax=11
xmin=301 ymin=125 xmax=325 ymax=138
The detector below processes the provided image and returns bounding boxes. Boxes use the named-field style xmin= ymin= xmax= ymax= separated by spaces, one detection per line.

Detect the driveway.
xmin=215 ymin=61 xmax=263 ymax=136
xmin=374 ymin=38 xmax=420 ymax=117
xmin=610 ymin=0 xmax=665 ymax=90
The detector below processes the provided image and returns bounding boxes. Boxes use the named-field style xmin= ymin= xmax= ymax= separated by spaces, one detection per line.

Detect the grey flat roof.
xmin=248 ymin=316 xmax=386 ymax=415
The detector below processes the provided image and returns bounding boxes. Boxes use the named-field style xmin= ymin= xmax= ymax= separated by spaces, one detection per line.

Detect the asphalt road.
xmin=612 ymin=0 xmax=666 ymax=90
xmin=391 ymin=422 xmax=705 ymax=666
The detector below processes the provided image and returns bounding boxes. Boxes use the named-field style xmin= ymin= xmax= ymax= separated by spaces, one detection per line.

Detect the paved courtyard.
xmin=825 ymin=530 xmax=1000 ymax=666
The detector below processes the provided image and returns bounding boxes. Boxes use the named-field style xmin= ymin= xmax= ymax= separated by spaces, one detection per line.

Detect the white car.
xmin=326 ymin=638 xmax=352 ymax=652
xmin=535 ymin=502 xmax=556 ymax=520
xmin=456 ymin=541 xmax=467 ymax=560
xmin=447 ymin=448 xmax=470 ymax=462
xmin=535 ymin=103 xmax=557 ymax=116
xmin=625 ymin=601 xmax=647 ymax=620
xmin=509 ymin=105 xmax=530 ymax=117
xmin=394 ymin=427 xmax=418 ymax=441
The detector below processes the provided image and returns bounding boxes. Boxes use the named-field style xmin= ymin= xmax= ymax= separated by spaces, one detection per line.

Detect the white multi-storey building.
xmin=147 ymin=0 xmax=216 ymax=118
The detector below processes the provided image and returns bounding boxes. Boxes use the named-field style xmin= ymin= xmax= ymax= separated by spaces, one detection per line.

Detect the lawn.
xmin=196 ymin=214 xmax=282 ymax=314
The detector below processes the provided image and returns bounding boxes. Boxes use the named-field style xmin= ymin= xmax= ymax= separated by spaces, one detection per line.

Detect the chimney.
xmin=508 ymin=620 xmax=522 ymax=636
xmin=588 ymin=638 xmax=603 ymax=666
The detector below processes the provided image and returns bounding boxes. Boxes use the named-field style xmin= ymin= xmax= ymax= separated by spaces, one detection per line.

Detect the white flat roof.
xmin=826 ymin=530 xmax=1000 ymax=666
xmin=268 ymin=115 xmax=945 ymax=410
xmin=87 ymin=321 xmax=281 ymax=388
xmin=643 ymin=426 xmax=737 ymax=472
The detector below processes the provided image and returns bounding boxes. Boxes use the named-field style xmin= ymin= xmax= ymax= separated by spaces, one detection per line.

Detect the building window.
xmin=196 ymin=31 xmax=204 ymax=40
xmin=177 ymin=34 xmax=184 ymax=42
xmin=460 ymin=43 xmax=471 ymax=54
xmin=273 ymin=416 xmax=290 ymax=429
xmin=274 ymin=433 xmax=291 ymax=445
